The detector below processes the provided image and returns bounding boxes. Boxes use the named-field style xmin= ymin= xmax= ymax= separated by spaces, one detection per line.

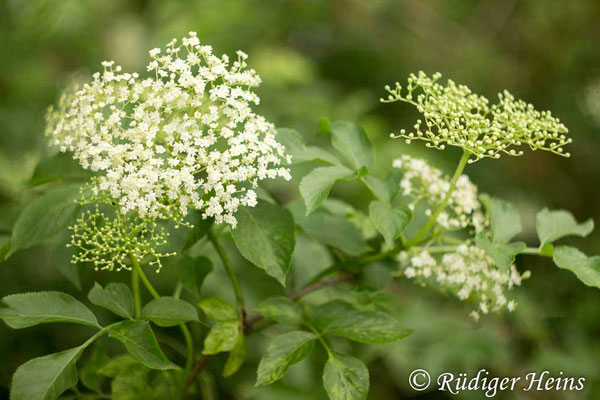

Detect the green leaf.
xmin=9 ymin=185 xmax=81 ymax=257
xmin=475 ymin=234 xmax=527 ymax=270
xmin=290 ymin=202 xmax=370 ymax=257
xmin=177 ymin=255 xmax=213 ymax=298
xmin=11 ymin=346 xmax=83 ymax=400
xmin=223 ymin=333 xmax=246 ymax=377
xmin=0 ymin=291 xmax=98 ymax=329
xmin=368 ymin=201 xmax=412 ymax=247
xmin=0 ymin=235 xmax=10 ymax=261
xmin=299 ymin=165 xmax=356 ymax=215
xmin=232 ymin=201 xmax=296 ymax=286
xmin=88 ymin=282 xmax=134 ymax=319
xmin=480 ymin=194 xmax=522 ymax=243
xmin=29 ymin=153 xmax=92 ymax=186
xmin=79 ymin=343 xmax=110 ymax=393
xmin=256 ymin=331 xmax=316 ymax=386
xmin=141 ymin=297 xmax=198 ymax=327
xmin=98 ymin=355 xmax=183 ymax=400
xmin=52 ymin=245 xmax=81 ymax=290
xmin=319 ymin=117 xmax=332 ymax=134
xmin=198 ymin=297 xmax=238 ymax=321
xmin=108 ymin=321 xmax=177 ymax=370
xmin=255 ymin=296 xmax=303 ymax=326
xmin=536 ymin=208 xmax=594 ymax=245
xmin=203 ymin=320 xmax=240 ymax=355
xmin=384 ymin=168 xmax=404 ymax=201
xmin=0 ymin=202 xmax=20 ymax=233
xmin=312 ymin=300 xmax=412 ymax=344
xmin=361 ymin=175 xmax=390 ymax=202
xmin=322 ymin=352 xmax=369 ymax=400
xmin=553 ymin=246 xmax=600 ymax=289
xmin=182 ymin=212 xmax=213 ymax=251
xmin=276 ymin=128 xmax=340 ymax=165
xmin=540 ymin=243 xmax=554 ymax=257
xmin=330 ymin=121 xmax=373 ymax=170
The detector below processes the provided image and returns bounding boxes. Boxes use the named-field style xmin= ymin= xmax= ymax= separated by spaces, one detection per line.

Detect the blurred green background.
xmin=1 ymin=0 xmax=600 ymax=399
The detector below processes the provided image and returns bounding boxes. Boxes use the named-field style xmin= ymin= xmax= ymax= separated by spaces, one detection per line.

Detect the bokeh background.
xmin=1 ymin=0 xmax=600 ymax=399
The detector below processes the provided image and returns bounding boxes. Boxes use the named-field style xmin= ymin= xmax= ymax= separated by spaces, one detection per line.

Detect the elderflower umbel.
xmin=46 ymin=32 xmax=291 ymax=228
xmin=45 ymin=33 xmax=291 ymax=271
xmin=382 ymin=72 xmax=571 ymax=163
xmin=397 ymin=245 xmax=529 ymax=318
xmin=392 ymin=155 xmax=486 ymax=232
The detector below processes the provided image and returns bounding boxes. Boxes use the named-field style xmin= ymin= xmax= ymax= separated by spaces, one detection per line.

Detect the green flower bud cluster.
xmin=68 ymin=205 xmax=174 ymax=272
xmin=382 ymin=72 xmax=571 ymax=162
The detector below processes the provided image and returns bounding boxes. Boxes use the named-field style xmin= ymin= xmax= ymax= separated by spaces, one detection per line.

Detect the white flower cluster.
xmin=398 ymin=245 xmax=529 ymax=319
xmin=46 ymin=32 xmax=291 ymax=227
xmin=392 ymin=155 xmax=486 ymax=232
xmin=382 ymin=72 xmax=571 ymax=162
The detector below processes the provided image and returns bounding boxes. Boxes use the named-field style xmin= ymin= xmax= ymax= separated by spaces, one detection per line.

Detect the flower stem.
xmin=131 ymin=262 xmax=142 ymax=319
xmin=405 ymin=150 xmax=470 ymax=247
xmin=129 ymin=253 xmax=195 ymax=375
xmin=208 ymin=231 xmax=245 ymax=318
xmin=179 ymin=324 xmax=195 ymax=374
xmin=130 ymin=253 xmax=160 ymax=298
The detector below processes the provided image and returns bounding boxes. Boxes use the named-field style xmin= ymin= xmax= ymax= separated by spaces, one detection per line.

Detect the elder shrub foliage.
xmin=0 ymin=35 xmax=597 ymax=400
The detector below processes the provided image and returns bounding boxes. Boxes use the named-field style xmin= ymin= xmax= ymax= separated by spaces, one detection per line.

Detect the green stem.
xmin=130 ymin=254 xmax=160 ymax=298
xmin=305 ymin=240 xmax=411 ymax=286
xmin=173 ymin=282 xmax=183 ymax=299
xmin=522 ymin=247 xmax=552 ymax=257
xmin=405 ymin=150 xmax=470 ymax=247
xmin=82 ymin=321 xmax=121 ymax=348
xmin=208 ymin=231 xmax=245 ymax=317
xmin=131 ymin=263 xmax=142 ymax=319
xmin=307 ymin=323 xmax=332 ymax=355
xmin=180 ymin=323 xmax=195 ymax=374
xmin=414 ymin=245 xmax=459 ymax=254
xmin=129 ymin=253 xmax=195 ymax=376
